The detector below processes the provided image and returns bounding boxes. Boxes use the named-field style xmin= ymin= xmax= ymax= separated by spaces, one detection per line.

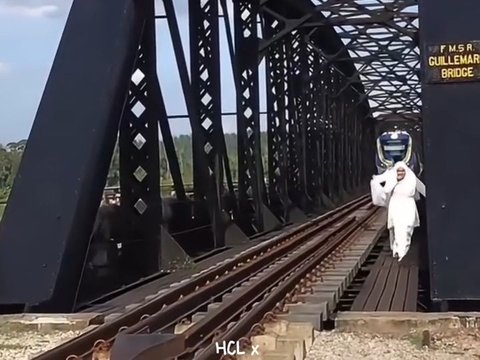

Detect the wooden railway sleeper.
xmin=36 ymin=196 xmax=372 ymax=360
xmin=111 ymin=216 xmax=362 ymax=360
xmin=197 ymin=208 xmax=379 ymax=360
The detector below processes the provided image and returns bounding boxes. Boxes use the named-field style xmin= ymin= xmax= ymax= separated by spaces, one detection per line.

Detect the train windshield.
xmin=379 ymin=133 xmax=410 ymax=163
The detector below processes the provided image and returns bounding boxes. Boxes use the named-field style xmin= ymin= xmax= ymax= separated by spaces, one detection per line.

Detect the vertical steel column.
xmin=352 ymin=94 xmax=366 ymax=190
xmin=350 ymin=97 xmax=359 ymax=189
xmin=164 ymin=0 xmax=225 ymax=247
xmin=325 ymin=66 xmax=336 ymax=201
xmin=344 ymin=94 xmax=355 ymax=193
xmin=344 ymin=91 xmax=351 ymax=193
xmin=233 ymin=0 xmax=266 ymax=234
xmin=353 ymin=96 xmax=365 ymax=189
xmin=341 ymin=90 xmax=350 ymax=194
xmin=356 ymin=106 xmax=363 ymax=188
xmin=338 ymin=80 xmax=348 ymax=196
xmin=264 ymin=14 xmax=289 ymax=222
xmin=359 ymin=117 xmax=366 ymax=184
xmin=331 ymin=70 xmax=342 ymax=200
xmin=189 ymin=0 xmax=228 ymax=247
xmin=359 ymin=115 xmax=374 ymax=186
xmin=351 ymin=95 xmax=359 ymax=191
xmin=119 ymin=1 xmax=161 ymax=277
xmin=305 ymin=46 xmax=323 ymax=208
xmin=321 ymin=67 xmax=332 ymax=200
xmin=294 ymin=32 xmax=310 ymax=209
xmin=285 ymin=31 xmax=309 ymax=210
xmin=285 ymin=37 xmax=300 ymax=207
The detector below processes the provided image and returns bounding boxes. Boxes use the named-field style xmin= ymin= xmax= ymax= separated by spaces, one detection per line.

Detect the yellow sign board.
xmin=424 ymin=41 xmax=480 ymax=83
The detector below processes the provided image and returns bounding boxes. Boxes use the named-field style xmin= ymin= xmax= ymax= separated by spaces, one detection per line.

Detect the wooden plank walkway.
xmin=351 ymin=241 xmax=418 ymax=312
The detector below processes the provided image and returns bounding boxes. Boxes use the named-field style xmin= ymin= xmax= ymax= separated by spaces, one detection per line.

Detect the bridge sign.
xmin=424 ymin=41 xmax=480 ymax=83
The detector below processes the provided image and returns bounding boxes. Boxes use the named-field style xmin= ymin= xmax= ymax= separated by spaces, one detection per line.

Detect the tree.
xmin=0 ymin=132 xmax=271 ymax=202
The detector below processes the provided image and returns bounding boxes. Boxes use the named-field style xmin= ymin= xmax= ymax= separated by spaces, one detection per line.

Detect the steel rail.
xmin=195 ymin=206 xmax=378 ymax=360
xmin=183 ymin=216 xmax=358 ymax=353
xmin=110 ymin=204 xmax=377 ymax=360
xmin=33 ymin=195 xmax=370 ymax=360
xmin=117 ymin=206 xmax=370 ymax=338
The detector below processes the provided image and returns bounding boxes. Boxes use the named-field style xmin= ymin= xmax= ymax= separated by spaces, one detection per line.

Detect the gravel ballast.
xmin=0 ymin=331 xmax=82 ymax=360
xmin=306 ymin=331 xmax=480 ymax=360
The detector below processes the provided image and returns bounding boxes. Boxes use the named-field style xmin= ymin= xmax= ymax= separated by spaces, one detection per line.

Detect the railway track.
xmin=33 ymin=195 xmax=384 ymax=360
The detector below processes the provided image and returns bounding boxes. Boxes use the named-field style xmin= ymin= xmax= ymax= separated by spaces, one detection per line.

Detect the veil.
xmin=390 ymin=161 xmax=419 ymax=197
xmin=370 ymin=167 xmax=396 ymax=207
xmin=370 ymin=161 xmax=425 ymax=207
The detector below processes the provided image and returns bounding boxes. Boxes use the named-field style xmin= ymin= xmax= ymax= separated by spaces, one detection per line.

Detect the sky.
xmin=0 ymin=0 xmax=73 ymax=144
xmin=0 ymin=0 xmax=418 ymax=145
xmin=0 ymin=0 xmax=264 ymax=144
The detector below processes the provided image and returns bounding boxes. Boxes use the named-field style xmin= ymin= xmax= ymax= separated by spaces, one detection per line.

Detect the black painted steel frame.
xmin=420 ymin=0 xmax=480 ymax=303
xmin=0 ymin=0 xmax=152 ymax=311
xmin=188 ymin=0 xmax=229 ymax=247
xmin=0 ymin=0 xmax=381 ymax=312
xmin=118 ymin=2 xmax=162 ymax=281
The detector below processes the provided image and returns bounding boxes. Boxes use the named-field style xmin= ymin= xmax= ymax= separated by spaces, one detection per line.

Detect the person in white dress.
xmin=370 ymin=161 xmax=426 ymax=261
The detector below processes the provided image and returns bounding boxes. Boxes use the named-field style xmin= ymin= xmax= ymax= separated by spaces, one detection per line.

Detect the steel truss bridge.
xmin=0 ymin=0 xmax=422 ymax=312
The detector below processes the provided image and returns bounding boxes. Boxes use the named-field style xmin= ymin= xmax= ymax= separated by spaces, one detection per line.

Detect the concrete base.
xmin=0 ymin=313 xmax=103 ymax=332
xmin=335 ymin=312 xmax=480 ymax=336
xmin=235 ymin=211 xmax=388 ymax=360
xmin=238 ymin=320 xmax=314 ymax=360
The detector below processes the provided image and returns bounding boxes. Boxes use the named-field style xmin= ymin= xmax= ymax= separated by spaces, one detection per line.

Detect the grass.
xmin=0 ymin=203 xmax=5 ymax=220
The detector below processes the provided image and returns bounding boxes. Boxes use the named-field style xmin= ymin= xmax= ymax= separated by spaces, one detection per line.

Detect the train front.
xmin=375 ymin=131 xmax=422 ymax=176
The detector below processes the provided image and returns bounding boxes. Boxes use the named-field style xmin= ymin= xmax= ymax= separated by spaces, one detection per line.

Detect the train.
xmin=375 ymin=130 xmax=423 ymax=177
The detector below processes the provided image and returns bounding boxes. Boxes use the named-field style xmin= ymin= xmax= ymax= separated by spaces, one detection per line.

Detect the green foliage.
xmin=0 ymin=133 xmax=271 ymax=219
xmin=0 ymin=141 xmax=24 ymax=204
xmin=106 ymin=133 xmax=270 ymax=186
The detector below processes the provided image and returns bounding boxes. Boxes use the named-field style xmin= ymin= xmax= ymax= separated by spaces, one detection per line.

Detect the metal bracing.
xmin=0 ymin=0 xmax=385 ymax=311
xmin=286 ymin=31 xmax=311 ymax=210
xmin=0 ymin=0 xmax=153 ymax=311
xmin=234 ymin=0 xmax=273 ymax=234
xmin=118 ymin=7 xmax=162 ymax=279
xmin=164 ymin=0 xmax=231 ymax=248
xmin=307 ymin=0 xmax=420 ymax=119
xmin=304 ymin=46 xmax=323 ymax=207
xmin=189 ymin=0 xmax=231 ymax=247
xmin=264 ymin=12 xmax=290 ymax=222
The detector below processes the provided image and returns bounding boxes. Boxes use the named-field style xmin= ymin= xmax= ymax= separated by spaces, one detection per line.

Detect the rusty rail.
xmin=33 ymin=195 xmax=371 ymax=360
xmin=183 ymin=216 xmax=359 ymax=355
xmin=110 ymin=205 xmax=378 ymax=360
xmin=196 ymin=206 xmax=378 ymax=360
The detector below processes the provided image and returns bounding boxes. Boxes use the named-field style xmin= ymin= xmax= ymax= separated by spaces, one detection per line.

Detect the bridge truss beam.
xmin=0 ymin=0 xmax=376 ymax=312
